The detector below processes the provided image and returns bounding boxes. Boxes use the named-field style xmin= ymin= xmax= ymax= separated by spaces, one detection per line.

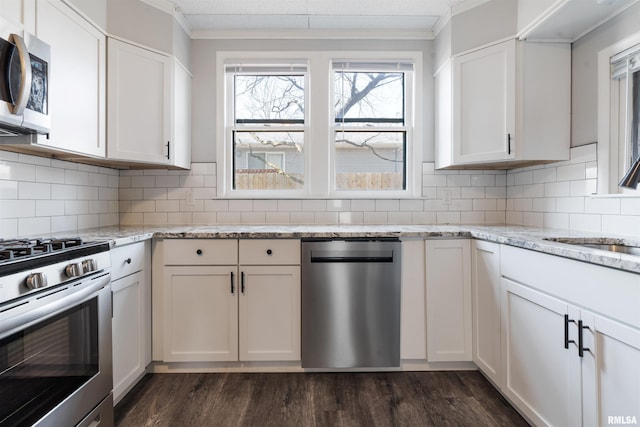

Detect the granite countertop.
xmin=72 ymin=225 xmax=640 ymax=274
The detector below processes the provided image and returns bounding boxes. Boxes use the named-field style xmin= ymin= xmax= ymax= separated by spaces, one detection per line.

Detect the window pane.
xmin=235 ymin=75 xmax=304 ymax=124
xmin=632 ymin=70 xmax=639 ymax=161
xmin=234 ymin=131 xmax=304 ymax=190
xmin=334 ymin=72 xmax=404 ymax=126
xmin=334 ymin=131 xmax=405 ymax=191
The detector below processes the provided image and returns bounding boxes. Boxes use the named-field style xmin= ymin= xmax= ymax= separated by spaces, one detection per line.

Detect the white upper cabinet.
xmin=107 ymin=38 xmax=190 ymax=169
xmin=35 ymin=0 xmax=106 ymax=158
xmin=1 ymin=0 xmax=35 ymax=30
xmin=435 ymin=38 xmax=570 ymax=169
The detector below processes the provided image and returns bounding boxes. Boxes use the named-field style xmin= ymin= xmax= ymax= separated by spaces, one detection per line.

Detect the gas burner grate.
xmin=0 ymin=238 xmax=84 ymax=263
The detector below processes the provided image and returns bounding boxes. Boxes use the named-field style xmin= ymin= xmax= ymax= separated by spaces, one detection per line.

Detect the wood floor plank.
xmin=115 ymin=371 xmax=529 ymax=427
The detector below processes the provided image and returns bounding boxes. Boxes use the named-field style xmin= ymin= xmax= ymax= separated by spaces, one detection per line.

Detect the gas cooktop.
xmin=0 ymin=238 xmax=111 ymax=277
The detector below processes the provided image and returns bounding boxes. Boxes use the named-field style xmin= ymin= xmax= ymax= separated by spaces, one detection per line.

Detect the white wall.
xmin=571 ymin=2 xmax=640 ymax=147
xmin=190 ymin=38 xmax=434 ymax=163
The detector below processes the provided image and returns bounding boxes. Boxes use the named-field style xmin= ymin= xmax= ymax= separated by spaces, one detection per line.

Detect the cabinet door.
xmin=112 ymin=271 xmax=145 ymax=403
xmin=171 ymin=59 xmax=191 ymax=169
xmin=453 ymin=39 xmax=515 ymax=164
xmin=107 ymin=38 xmax=171 ymax=165
xmin=400 ymin=240 xmax=427 ymax=360
xmin=238 ymin=266 xmax=300 ymax=361
xmin=163 ymin=266 xmax=238 ymax=362
xmin=35 ymin=0 xmax=106 ymax=157
xmin=581 ymin=310 xmax=640 ymax=425
xmin=0 ymin=0 xmax=35 ymax=30
xmin=471 ymin=240 xmax=501 ymax=385
xmin=425 ymin=239 xmax=472 ymax=362
xmin=501 ymin=278 xmax=581 ymax=427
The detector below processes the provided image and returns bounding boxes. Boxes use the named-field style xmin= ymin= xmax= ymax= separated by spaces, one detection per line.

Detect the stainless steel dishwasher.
xmin=301 ymin=238 xmax=401 ymax=368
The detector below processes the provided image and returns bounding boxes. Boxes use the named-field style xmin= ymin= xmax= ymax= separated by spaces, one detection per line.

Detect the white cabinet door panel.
xmin=36 ymin=0 xmax=105 ymax=157
xmin=239 ymin=266 xmax=300 ymax=361
xmin=501 ymin=278 xmax=580 ymax=427
xmin=107 ymin=38 xmax=171 ymax=164
xmin=163 ymin=266 xmax=238 ymax=362
xmin=471 ymin=240 xmax=501 ymax=385
xmin=112 ymin=271 xmax=144 ymax=403
xmin=425 ymin=239 xmax=472 ymax=362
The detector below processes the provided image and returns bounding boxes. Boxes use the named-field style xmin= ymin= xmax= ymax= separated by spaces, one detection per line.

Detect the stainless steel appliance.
xmin=301 ymin=238 xmax=401 ymax=368
xmin=0 ymin=16 xmax=51 ymax=136
xmin=0 ymin=238 xmax=113 ymax=427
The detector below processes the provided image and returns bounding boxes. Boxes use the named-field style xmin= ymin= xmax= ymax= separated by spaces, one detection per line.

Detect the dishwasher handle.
xmin=310 ymin=250 xmax=395 ymax=263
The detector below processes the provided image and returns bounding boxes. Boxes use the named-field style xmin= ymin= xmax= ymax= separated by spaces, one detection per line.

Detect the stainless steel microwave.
xmin=0 ymin=16 xmax=51 ymax=136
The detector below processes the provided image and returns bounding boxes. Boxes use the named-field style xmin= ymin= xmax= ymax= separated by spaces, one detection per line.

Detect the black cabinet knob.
xmin=266 ymin=249 xmax=273 ymax=255
xmin=196 ymin=249 xmax=203 ymax=255
xmin=125 ymin=258 xmax=132 ymax=264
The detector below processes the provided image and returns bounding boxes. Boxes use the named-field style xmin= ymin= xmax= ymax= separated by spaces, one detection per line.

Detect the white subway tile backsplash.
xmin=18 ymin=217 xmax=50 ymax=236
xmin=1 ymin=200 xmax=35 ymax=219
xmin=131 ymin=175 xmax=156 ymax=188
xmin=229 ymin=200 xmax=253 ymax=212
xmin=375 ymin=199 xmax=399 ymax=212
xmin=144 ymin=212 xmax=168 ymax=226
xmin=18 ymin=182 xmax=50 ymax=200
xmin=156 ymin=175 xmax=180 ymax=188
xmin=36 ymin=166 xmax=65 ymax=184
xmin=584 ymin=197 xmax=621 ymax=215
xmin=52 ymin=215 xmax=78 ymax=233
xmin=569 ymin=214 xmax=602 ymax=233
xmin=0 ymin=181 xmax=18 ymax=199
xmin=556 ymin=163 xmax=585 ymax=181
xmin=0 ymin=161 xmax=35 ymax=181
xmin=36 ymin=200 xmax=64 ymax=217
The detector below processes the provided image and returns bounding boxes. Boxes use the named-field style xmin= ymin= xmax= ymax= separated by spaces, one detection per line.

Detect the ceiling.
xmin=163 ymin=0 xmax=464 ymax=35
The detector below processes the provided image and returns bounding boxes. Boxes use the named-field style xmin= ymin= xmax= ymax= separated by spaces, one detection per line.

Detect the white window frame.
xmin=597 ymin=33 xmax=640 ymax=196
xmin=216 ymin=51 xmax=423 ymax=199
xmin=330 ymin=60 xmax=413 ymax=196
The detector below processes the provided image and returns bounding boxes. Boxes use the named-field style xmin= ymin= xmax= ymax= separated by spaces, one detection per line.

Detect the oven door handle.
xmin=7 ymin=33 xmax=33 ymax=116
xmin=0 ymin=273 xmax=111 ymax=339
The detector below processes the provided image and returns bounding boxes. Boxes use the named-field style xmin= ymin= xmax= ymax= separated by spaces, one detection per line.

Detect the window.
xmin=598 ymin=35 xmax=640 ymax=195
xmin=611 ymin=46 xmax=640 ymax=192
xmin=218 ymin=52 xmax=422 ymax=198
xmin=227 ymin=63 xmax=307 ymax=191
xmin=333 ymin=61 xmax=411 ymax=191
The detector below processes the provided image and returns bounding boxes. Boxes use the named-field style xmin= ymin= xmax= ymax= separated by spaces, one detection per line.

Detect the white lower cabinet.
xmin=238 ymin=266 xmax=300 ymax=361
xmin=501 ymin=278 xmax=579 ymax=426
xmin=425 ymin=239 xmax=472 ymax=362
xmin=111 ymin=241 xmax=151 ymax=404
xmin=161 ymin=239 xmax=301 ymax=363
xmin=501 ymin=245 xmax=640 ymax=426
xmin=471 ymin=240 xmax=501 ymax=385
xmin=163 ymin=265 xmax=237 ymax=362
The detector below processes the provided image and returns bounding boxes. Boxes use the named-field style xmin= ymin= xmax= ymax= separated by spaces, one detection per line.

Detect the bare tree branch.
xmin=335 ymin=133 xmax=402 ymax=163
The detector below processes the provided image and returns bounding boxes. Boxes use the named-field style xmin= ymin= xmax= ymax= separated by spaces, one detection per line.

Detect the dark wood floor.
xmin=115 ymin=371 xmax=529 ymax=427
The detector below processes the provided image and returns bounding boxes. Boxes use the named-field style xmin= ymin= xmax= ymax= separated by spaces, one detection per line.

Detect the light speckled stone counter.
xmin=72 ymin=225 xmax=640 ymax=274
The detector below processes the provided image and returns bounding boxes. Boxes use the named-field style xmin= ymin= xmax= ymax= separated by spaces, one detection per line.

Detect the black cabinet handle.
xmin=125 ymin=258 xmax=132 ymax=264
xmin=564 ymin=314 xmax=576 ymax=349
xmin=241 ymin=271 xmax=245 ymax=294
xmin=166 ymin=141 xmax=170 ymax=159
xmin=507 ymin=133 xmax=512 ymax=155
xmin=196 ymin=249 xmax=203 ymax=255
xmin=266 ymin=249 xmax=273 ymax=255
xmin=578 ymin=320 xmax=591 ymax=357
xmin=230 ymin=271 xmax=235 ymax=294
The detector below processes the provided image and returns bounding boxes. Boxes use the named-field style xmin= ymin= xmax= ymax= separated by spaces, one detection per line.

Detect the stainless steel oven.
xmin=0 ymin=238 xmax=113 ymax=427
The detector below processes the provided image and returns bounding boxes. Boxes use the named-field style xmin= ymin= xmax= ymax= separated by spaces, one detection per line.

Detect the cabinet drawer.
xmin=111 ymin=242 xmax=145 ymax=281
xmin=239 ymin=239 xmax=300 ymax=265
xmin=164 ymin=239 xmax=238 ymax=265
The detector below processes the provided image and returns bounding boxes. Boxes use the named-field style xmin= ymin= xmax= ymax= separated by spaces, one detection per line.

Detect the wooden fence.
xmin=234 ymin=170 xmax=403 ymax=190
